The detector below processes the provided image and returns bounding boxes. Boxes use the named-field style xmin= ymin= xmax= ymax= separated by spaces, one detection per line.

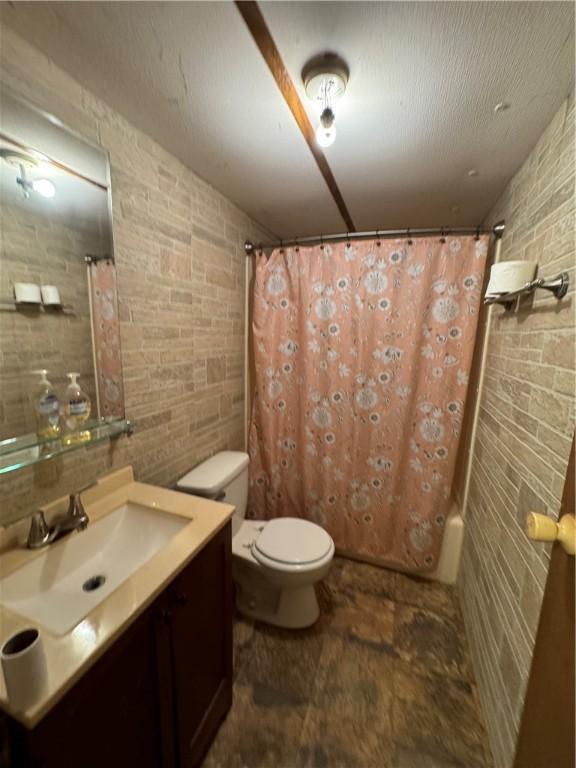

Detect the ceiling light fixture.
xmin=303 ymin=55 xmax=349 ymax=149
xmin=0 ymin=149 xmax=56 ymax=199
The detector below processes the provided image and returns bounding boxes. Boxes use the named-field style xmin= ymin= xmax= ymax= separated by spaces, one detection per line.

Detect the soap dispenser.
xmin=62 ymin=372 xmax=91 ymax=445
xmin=33 ymin=369 xmax=61 ymax=440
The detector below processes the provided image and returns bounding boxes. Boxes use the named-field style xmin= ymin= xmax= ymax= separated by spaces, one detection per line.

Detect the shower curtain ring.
xmin=440 ymin=227 xmax=446 ymax=244
xmin=474 ymin=225 xmax=481 ymax=241
xmin=280 ymin=238 xmax=284 ymax=254
xmin=320 ymin=234 xmax=324 ymax=251
xmin=346 ymin=231 xmax=350 ymax=248
xmin=376 ymin=230 xmax=381 ymax=247
xmin=295 ymin=236 xmax=299 ymax=253
xmin=407 ymin=228 xmax=413 ymax=245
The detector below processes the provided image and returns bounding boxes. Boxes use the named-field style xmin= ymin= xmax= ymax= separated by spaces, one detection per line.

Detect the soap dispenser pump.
xmin=63 ymin=372 xmax=91 ymax=445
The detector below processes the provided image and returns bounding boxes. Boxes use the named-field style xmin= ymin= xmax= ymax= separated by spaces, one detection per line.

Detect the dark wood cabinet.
xmin=169 ymin=524 xmax=233 ymax=768
xmin=3 ymin=522 xmax=232 ymax=768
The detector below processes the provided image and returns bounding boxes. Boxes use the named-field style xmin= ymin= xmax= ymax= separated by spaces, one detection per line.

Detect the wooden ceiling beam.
xmin=235 ymin=0 xmax=356 ymax=232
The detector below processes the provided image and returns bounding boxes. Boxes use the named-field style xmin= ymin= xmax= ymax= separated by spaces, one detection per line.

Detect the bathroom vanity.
xmin=0 ymin=468 xmax=234 ymax=768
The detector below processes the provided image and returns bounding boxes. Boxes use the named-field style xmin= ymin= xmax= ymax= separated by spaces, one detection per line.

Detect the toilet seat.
xmin=251 ymin=517 xmax=333 ymax=570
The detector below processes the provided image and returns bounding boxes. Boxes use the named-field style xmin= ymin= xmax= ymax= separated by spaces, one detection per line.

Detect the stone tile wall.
xmin=0 ymin=26 xmax=270 ymax=526
xmin=459 ymin=91 xmax=575 ymax=767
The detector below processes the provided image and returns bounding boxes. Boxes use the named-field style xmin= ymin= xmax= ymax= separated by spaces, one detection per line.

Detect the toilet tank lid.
xmin=177 ymin=451 xmax=249 ymax=494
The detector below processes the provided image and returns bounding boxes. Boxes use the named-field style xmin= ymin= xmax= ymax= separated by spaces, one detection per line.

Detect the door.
xmin=513 ymin=438 xmax=575 ymax=768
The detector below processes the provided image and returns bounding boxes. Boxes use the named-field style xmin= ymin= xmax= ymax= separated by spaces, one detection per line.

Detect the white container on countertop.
xmin=1 ymin=628 xmax=48 ymax=711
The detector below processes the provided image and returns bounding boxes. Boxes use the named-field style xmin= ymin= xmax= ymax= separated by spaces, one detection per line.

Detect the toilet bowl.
xmin=176 ymin=451 xmax=334 ymax=628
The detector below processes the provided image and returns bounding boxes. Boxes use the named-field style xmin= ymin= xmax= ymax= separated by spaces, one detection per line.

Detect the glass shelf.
xmin=0 ymin=419 xmax=133 ymax=475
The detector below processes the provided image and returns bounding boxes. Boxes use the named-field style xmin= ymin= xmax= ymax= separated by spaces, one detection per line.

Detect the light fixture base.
xmin=302 ymin=54 xmax=349 ymax=104
xmin=304 ymin=70 xmax=348 ymax=103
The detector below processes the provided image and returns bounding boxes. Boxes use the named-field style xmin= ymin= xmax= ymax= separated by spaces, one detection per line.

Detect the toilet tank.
xmin=176 ymin=451 xmax=249 ymax=532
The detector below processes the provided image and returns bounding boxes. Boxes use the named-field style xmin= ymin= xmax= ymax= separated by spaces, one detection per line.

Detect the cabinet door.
xmin=169 ymin=523 xmax=233 ymax=768
xmin=9 ymin=595 xmax=170 ymax=768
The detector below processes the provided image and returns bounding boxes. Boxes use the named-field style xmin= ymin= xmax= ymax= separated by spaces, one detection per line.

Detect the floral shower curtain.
xmin=248 ymin=236 xmax=488 ymax=572
xmin=89 ymin=259 xmax=124 ymax=419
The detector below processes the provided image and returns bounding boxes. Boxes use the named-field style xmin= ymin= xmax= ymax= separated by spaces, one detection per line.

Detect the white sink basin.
xmin=0 ymin=502 xmax=188 ymax=635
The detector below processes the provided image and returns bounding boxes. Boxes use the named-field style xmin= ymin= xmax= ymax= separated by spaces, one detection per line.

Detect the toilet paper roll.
xmin=486 ymin=261 xmax=537 ymax=296
xmin=13 ymin=283 xmax=41 ymax=304
xmin=1 ymin=628 xmax=48 ymax=711
xmin=40 ymin=285 xmax=62 ymax=306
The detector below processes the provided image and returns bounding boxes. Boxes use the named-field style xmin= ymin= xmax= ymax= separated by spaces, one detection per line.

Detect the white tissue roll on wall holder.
xmin=485 ymin=265 xmax=569 ymax=309
xmin=485 ymin=260 xmax=537 ymax=296
xmin=13 ymin=283 xmax=41 ymax=304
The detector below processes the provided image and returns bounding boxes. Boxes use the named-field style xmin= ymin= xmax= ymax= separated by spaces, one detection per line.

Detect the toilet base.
xmin=236 ymin=584 xmax=320 ymax=629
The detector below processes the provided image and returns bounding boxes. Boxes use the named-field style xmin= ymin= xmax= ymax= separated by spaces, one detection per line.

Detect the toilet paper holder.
xmin=484 ymin=271 xmax=569 ymax=310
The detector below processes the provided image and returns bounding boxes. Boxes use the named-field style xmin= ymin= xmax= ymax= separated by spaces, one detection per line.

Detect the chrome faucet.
xmin=27 ymin=490 xmax=91 ymax=549
xmin=59 ymin=492 xmax=90 ymax=532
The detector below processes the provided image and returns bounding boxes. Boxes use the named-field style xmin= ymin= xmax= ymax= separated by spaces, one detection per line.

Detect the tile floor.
xmin=203 ymin=556 xmax=493 ymax=768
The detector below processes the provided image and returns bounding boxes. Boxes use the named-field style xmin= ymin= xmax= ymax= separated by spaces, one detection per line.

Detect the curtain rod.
xmin=244 ymin=220 xmax=505 ymax=255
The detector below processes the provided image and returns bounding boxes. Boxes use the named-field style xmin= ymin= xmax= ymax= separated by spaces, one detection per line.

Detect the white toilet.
xmin=176 ymin=451 xmax=334 ymax=629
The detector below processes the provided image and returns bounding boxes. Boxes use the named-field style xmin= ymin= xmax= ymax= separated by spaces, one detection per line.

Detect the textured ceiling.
xmin=1 ymin=1 xmax=574 ymax=237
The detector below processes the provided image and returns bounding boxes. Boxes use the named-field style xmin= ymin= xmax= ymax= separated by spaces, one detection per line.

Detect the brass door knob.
xmin=526 ymin=512 xmax=575 ymax=556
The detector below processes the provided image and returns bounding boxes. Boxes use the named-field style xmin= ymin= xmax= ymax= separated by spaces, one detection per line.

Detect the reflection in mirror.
xmin=0 ymin=88 xmax=124 ymax=449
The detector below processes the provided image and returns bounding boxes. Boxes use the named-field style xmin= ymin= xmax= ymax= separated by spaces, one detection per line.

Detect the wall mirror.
xmin=0 ymin=87 xmax=128 ymax=474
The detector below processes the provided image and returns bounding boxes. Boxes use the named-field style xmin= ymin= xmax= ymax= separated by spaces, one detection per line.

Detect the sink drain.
xmin=82 ymin=575 xmax=106 ymax=592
